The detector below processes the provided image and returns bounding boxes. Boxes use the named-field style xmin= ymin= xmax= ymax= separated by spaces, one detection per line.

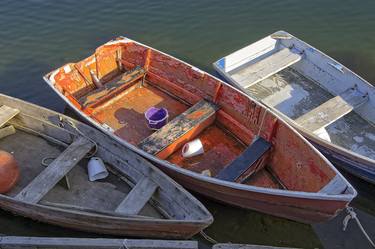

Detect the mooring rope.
xmin=343 ymin=206 xmax=375 ymax=248
xmin=200 ymin=230 xmax=219 ymax=244
xmin=120 ymin=238 xmax=129 ymax=249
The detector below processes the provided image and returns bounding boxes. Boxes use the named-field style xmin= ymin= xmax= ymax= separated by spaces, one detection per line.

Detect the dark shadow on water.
xmin=328 ymin=50 xmax=375 ymax=85
xmin=195 ymin=194 xmax=322 ymax=249
xmin=0 ymin=209 xmax=94 ymax=237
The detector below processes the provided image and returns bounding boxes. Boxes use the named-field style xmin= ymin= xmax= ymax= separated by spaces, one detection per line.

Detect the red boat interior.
xmin=49 ymin=38 xmax=344 ymax=194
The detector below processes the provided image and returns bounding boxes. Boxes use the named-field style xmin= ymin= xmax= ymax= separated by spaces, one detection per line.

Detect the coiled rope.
xmin=343 ymin=207 xmax=375 ymax=248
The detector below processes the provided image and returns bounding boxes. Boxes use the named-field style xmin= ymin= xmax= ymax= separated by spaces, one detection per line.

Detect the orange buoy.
xmin=0 ymin=150 xmax=19 ymax=194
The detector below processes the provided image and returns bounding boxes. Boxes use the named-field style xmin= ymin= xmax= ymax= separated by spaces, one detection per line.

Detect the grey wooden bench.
xmin=295 ymin=87 xmax=368 ymax=133
xmin=15 ymin=137 xmax=94 ymax=204
xmin=231 ymin=48 xmax=302 ymax=88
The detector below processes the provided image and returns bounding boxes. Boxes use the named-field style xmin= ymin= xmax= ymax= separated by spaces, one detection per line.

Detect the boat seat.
xmin=295 ymin=87 xmax=369 ymax=133
xmin=215 ymin=136 xmax=271 ymax=183
xmin=139 ymin=100 xmax=219 ymax=159
xmin=115 ymin=177 xmax=158 ymax=215
xmin=78 ymin=66 xmax=146 ymax=108
xmin=0 ymin=105 xmax=19 ymax=128
xmin=230 ymin=48 xmax=302 ymax=88
xmin=15 ymin=137 xmax=94 ymax=204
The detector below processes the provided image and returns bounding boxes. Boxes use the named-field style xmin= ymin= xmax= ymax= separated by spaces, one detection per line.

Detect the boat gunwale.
xmin=43 ymin=37 xmax=356 ymax=203
xmin=0 ymin=194 xmax=207 ymax=225
xmin=212 ymin=31 xmax=375 ymax=168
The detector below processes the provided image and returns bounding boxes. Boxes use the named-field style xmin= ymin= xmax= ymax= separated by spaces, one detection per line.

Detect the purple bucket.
xmin=144 ymin=107 xmax=169 ymax=130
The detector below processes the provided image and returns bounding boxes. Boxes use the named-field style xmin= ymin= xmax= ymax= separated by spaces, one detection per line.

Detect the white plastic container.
xmin=87 ymin=157 xmax=108 ymax=181
xmin=182 ymin=139 xmax=204 ymax=158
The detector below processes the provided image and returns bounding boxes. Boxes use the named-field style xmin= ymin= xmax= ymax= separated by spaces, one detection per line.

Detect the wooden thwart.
xmin=295 ymin=87 xmax=368 ymax=132
xmin=0 ymin=105 xmax=19 ymax=127
xmin=139 ymin=100 xmax=219 ymax=159
xmin=115 ymin=177 xmax=158 ymax=215
xmin=0 ymin=236 xmax=198 ymax=249
xmin=15 ymin=137 xmax=94 ymax=204
xmin=0 ymin=125 xmax=16 ymax=139
xmin=230 ymin=48 xmax=302 ymax=88
xmin=216 ymin=136 xmax=271 ymax=182
xmin=78 ymin=66 xmax=146 ymax=108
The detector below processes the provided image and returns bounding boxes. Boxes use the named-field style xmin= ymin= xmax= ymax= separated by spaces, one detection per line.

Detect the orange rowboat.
xmin=44 ymin=37 xmax=356 ymax=223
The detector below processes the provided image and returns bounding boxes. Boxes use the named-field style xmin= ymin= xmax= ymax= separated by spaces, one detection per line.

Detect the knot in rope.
xmin=342 ymin=206 xmax=375 ymax=248
xmin=342 ymin=206 xmax=356 ymax=231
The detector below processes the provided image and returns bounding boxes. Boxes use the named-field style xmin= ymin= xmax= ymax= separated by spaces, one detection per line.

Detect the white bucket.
xmin=182 ymin=139 xmax=204 ymax=158
xmin=87 ymin=157 xmax=109 ymax=181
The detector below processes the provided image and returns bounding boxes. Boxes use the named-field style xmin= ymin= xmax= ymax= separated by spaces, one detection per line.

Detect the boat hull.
xmin=0 ymin=195 xmax=200 ymax=239
xmin=0 ymin=94 xmax=213 ymax=239
xmin=157 ymin=163 xmax=346 ymax=223
xmin=43 ymin=37 xmax=356 ymax=224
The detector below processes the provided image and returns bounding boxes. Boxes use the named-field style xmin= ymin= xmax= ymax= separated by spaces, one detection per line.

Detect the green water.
xmin=0 ymin=1 xmax=374 ymax=248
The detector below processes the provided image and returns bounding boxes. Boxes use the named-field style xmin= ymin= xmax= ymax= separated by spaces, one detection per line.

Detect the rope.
xmin=119 ymin=238 xmax=129 ymax=249
xmin=199 ymin=230 xmax=218 ymax=244
xmin=58 ymin=116 xmax=98 ymax=158
xmin=41 ymin=157 xmax=56 ymax=166
xmin=41 ymin=117 xmax=99 ymax=167
xmin=343 ymin=206 xmax=375 ymax=248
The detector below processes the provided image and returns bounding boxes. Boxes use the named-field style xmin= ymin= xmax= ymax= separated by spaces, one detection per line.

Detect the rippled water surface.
xmin=0 ymin=1 xmax=374 ymax=248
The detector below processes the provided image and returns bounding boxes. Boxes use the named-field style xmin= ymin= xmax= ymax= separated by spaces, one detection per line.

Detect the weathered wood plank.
xmin=216 ymin=136 xmax=271 ymax=182
xmin=115 ymin=177 xmax=158 ymax=215
xmin=139 ymin=100 xmax=218 ymax=159
xmin=79 ymin=66 xmax=146 ymax=108
xmin=230 ymin=48 xmax=302 ymax=88
xmin=0 ymin=105 xmax=19 ymax=127
xmin=15 ymin=136 xmax=94 ymax=203
xmin=0 ymin=125 xmax=16 ymax=139
xmin=295 ymin=87 xmax=368 ymax=132
xmin=0 ymin=236 xmax=198 ymax=249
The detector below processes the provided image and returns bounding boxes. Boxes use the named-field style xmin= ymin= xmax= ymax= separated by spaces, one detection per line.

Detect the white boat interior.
xmin=214 ymin=31 xmax=375 ymax=162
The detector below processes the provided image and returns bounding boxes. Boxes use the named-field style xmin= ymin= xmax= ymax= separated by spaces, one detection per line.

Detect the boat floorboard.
xmin=0 ymin=129 xmax=163 ymax=218
xmin=91 ymin=82 xmax=189 ymax=145
xmin=167 ymin=124 xmax=245 ymax=176
xmin=247 ymin=68 xmax=375 ymax=161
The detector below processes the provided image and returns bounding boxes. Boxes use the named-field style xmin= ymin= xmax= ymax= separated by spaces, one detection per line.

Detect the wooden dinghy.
xmin=0 ymin=94 xmax=213 ymax=238
xmin=44 ymin=37 xmax=356 ymax=223
xmin=213 ymin=31 xmax=375 ymax=184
